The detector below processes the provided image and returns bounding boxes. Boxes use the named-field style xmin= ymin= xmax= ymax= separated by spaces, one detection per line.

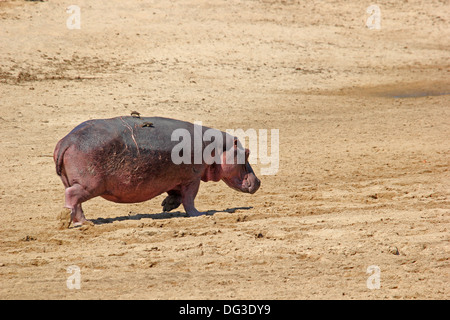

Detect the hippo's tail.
xmin=53 ymin=138 xmax=69 ymax=176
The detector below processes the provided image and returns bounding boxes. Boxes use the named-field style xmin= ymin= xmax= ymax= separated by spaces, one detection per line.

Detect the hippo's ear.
xmin=233 ymin=137 xmax=243 ymax=149
xmin=233 ymin=137 xmax=247 ymax=151
xmin=222 ymin=136 xmax=236 ymax=152
xmin=226 ymin=137 xmax=247 ymax=164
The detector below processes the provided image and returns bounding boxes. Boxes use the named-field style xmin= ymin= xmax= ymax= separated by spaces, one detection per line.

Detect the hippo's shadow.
xmin=90 ymin=206 xmax=253 ymax=225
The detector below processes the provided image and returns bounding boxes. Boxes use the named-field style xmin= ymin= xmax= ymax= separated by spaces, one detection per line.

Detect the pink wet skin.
xmin=53 ymin=117 xmax=261 ymax=226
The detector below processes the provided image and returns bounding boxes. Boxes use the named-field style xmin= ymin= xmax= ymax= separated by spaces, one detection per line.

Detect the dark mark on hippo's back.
xmin=141 ymin=122 xmax=154 ymax=128
xmin=53 ymin=116 xmax=260 ymax=228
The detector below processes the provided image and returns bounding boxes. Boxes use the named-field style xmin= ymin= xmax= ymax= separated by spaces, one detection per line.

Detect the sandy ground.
xmin=0 ymin=0 xmax=449 ymax=299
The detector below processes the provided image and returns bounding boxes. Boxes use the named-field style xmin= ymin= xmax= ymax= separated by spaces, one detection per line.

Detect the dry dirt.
xmin=0 ymin=0 xmax=449 ymax=299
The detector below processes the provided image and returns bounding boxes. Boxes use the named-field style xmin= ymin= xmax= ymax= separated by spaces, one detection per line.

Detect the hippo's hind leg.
xmin=64 ymin=183 xmax=97 ymax=226
xmin=161 ymin=190 xmax=182 ymax=212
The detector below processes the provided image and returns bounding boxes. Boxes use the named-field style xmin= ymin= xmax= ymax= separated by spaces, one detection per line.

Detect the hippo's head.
xmin=220 ymin=145 xmax=261 ymax=194
xmin=201 ymin=137 xmax=260 ymax=194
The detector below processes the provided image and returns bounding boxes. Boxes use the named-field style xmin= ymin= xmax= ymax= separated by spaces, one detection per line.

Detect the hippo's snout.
xmin=245 ymin=173 xmax=261 ymax=194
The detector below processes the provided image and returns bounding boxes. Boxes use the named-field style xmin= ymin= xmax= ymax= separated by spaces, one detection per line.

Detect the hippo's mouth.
xmin=224 ymin=174 xmax=260 ymax=194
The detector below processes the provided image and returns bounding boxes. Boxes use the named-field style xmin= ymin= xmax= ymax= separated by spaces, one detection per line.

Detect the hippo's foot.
xmin=70 ymin=207 xmax=91 ymax=227
xmin=56 ymin=208 xmax=92 ymax=229
xmin=57 ymin=204 xmax=92 ymax=229
xmin=184 ymin=208 xmax=203 ymax=217
xmin=161 ymin=194 xmax=181 ymax=212
xmin=72 ymin=219 xmax=94 ymax=227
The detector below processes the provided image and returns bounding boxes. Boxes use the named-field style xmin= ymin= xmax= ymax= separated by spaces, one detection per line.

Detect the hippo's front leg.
xmin=180 ymin=179 xmax=202 ymax=217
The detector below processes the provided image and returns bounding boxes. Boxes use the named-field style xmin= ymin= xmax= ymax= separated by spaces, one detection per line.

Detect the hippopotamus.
xmin=54 ymin=116 xmax=260 ymax=227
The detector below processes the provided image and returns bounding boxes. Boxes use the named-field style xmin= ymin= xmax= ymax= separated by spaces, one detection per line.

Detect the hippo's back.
xmin=68 ymin=116 xmax=193 ymax=153
xmin=55 ymin=116 xmax=196 ymax=176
